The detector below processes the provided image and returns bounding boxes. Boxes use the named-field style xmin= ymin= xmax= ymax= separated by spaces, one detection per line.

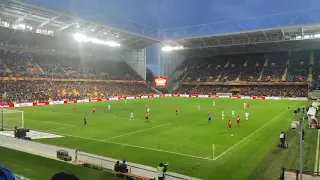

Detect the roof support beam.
xmin=301 ymin=28 xmax=304 ymax=39
xmin=14 ymin=11 xmax=33 ymax=24
xmin=281 ymin=29 xmax=285 ymax=40
xmin=262 ymin=31 xmax=268 ymax=41
xmin=58 ymin=21 xmax=78 ymax=32
xmin=38 ymin=15 xmax=61 ymax=28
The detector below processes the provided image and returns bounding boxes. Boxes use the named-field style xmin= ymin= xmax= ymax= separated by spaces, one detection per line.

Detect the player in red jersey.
xmin=228 ymin=120 xmax=233 ymax=136
xmin=92 ymin=106 xmax=96 ymax=115
xmin=145 ymin=112 xmax=149 ymax=123
xmin=73 ymin=104 xmax=76 ymax=112
xmin=236 ymin=116 xmax=240 ymax=127
xmin=176 ymin=108 xmax=179 ymax=115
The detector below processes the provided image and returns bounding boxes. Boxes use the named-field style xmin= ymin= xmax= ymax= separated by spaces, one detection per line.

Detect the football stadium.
xmin=0 ymin=0 xmax=320 ymax=180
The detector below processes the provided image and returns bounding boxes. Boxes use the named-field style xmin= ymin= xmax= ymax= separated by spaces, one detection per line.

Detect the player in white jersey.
xmin=244 ymin=102 xmax=247 ymax=109
xmin=147 ymin=107 xmax=150 ymax=114
xmin=125 ymin=100 xmax=127 ymax=104
xmin=129 ymin=111 xmax=134 ymax=121
xmin=198 ymin=105 xmax=200 ymax=111
xmin=222 ymin=111 xmax=225 ymax=120
xmin=232 ymin=110 xmax=235 ymax=118
xmin=245 ymin=112 xmax=249 ymax=120
xmin=108 ymin=104 xmax=111 ymax=111
xmin=213 ymin=101 xmax=216 ymax=107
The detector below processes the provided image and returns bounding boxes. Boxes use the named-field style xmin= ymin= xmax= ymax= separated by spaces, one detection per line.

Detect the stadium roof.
xmin=162 ymin=24 xmax=320 ymax=58
xmin=0 ymin=0 xmax=159 ymax=50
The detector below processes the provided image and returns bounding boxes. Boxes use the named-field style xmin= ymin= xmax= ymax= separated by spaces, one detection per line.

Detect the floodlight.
xmin=73 ymin=33 xmax=89 ymax=43
xmin=315 ymin=34 xmax=320 ymax=38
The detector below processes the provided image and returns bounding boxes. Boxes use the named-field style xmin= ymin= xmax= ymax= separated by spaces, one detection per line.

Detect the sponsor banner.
xmin=252 ymin=96 xmax=265 ymax=100
xmin=101 ymin=98 xmax=109 ymax=101
xmin=218 ymin=96 xmax=229 ymax=98
xmin=77 ymin=99 xmax=89 ymax=103
xmin=109 ymin=97 xmax=118 ymax=101
xmin=148 ymin=95 xmax=154 ymax=98
xmin=154 ymin=95 xmax=159 ymax=98
xmin=118 ymin=96 xmax=127 ymax=100
xmin=241 ymin=96 xmax=252 ymax=100
xmin=64 ymin=100 xmax=77 ymax=104
xmin=33 ymin=102 xmax=49 ymax=106
xmin=141 ymin=96 xmax=148 ymax=99
xmin=230 ymin=96 xmax=241 ymax=99
xmin=15 ymin=103 xmax=33 ymax=107
xmin=127 ymin=97 xmax=134 ymax=100
xmin=49 ymin=101 xmax=64 ymax=105
xmin=154 ymin=77 xmax=168 ymax=87
xmin=171 ymin=94 xmax=180 ymax=97
xmin=209 ymin=95 xmax=219 ymax=98
xmin=135 ymin=96 xmax=142 ymax=99
xmin=189 ymin=94 xmax=199 ymax=98
xmin=180 ymin=94 xmax=189 ymax=97
xmin=198 ymin=95 xmax=209 ymax=98
xmin=165 ymin=94 xmax=171 ymax=97
xmin=159 ymin=94 xmax=165 ymax=97
xmin=265 ymin=97 xmax=280 ymax=100
xmin=0 ymin=104 xmax=14 ymax=108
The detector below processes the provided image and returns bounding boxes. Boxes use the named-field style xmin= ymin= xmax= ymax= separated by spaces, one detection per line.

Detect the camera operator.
xmin=157 ymin=162 xmax=168 ymax=180
xmin=280 ymin=132 xmax=286 ymax=146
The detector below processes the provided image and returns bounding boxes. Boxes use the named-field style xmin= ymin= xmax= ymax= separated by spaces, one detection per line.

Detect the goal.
xmin=0 ymin=109 xmax=24 ymax=131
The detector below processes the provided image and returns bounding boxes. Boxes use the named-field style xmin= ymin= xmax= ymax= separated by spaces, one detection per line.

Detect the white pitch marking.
xmin=45 ymin=126 xmax=75 ymax=132
xmin=34 ymin=129 xmax=211 ymax=161
xmin=104 ymin=123 xmax=172 ymax=140
xmin=315 ymin=129 xmax=320 ymax=174
xmin=213 ymin=101 xmax=301 ymax=161
xmin=25 ymin=119 xmax=76 ymax=127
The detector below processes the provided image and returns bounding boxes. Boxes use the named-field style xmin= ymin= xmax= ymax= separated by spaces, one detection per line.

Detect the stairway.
xmin=310 ymin=52 xmax=314 ymax=65
xmin=258 ymin=69 xmax=264 ymax=81
xmin=307 ymin=67 xmax=313 ymax=82
xmin=281 ymin=67 xmax=288 ymax=81
xmin=3 ymin=63 xmax=11 ymax=73
xmin=35 ymin=63 xmax=45 ymax=74
xmin=224 ymin=60 xmax=230 ymax=68
xmin=215 ymin=75 xmax=221 ymax=82
xmin=263 ymin=57 xmax=268 ymax=67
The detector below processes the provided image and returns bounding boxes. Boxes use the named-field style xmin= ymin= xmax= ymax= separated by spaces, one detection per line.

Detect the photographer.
xmin=280 ymin=132 xmax=286 ymax=146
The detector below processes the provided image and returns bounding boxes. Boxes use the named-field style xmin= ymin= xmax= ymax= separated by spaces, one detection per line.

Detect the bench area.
xmin=112 ymin=171 xmax=151 ymax=180
xmin=76 ymin=160 xmax=103 ymax=170
xmin=76 ymin=160 xmax=151 ymax=180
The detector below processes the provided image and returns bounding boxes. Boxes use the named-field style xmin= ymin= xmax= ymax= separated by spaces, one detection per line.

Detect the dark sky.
xmin=24 ymin=0 xmax=320 ymax=75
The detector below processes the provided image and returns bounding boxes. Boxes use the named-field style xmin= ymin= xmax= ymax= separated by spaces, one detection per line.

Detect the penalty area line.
xmin=104 ymin=123 xmax=172 ymax=140
xmin=213 ymin=101 xmax=301 ymax=161
xmin=42 ymin=130 xmax=211 ymax=161
xmin=25 ymin=119 xmax=76 ymax=127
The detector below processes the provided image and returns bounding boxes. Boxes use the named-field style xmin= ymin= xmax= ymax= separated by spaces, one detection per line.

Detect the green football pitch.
xmin=14 ymin=98 xmax=307 ymax=179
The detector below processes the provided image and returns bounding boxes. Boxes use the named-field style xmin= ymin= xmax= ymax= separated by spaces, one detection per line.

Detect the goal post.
xmin=0 ymin=109 xmax=24 ymax=131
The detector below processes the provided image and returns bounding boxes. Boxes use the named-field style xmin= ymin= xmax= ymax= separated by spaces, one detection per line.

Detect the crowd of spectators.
xmin=174 ymin=85 xmax=308 ymax=97
xmin=176 ymin=51 xmax=316 ymax=83
xmin=0 ymin=49 xmax=142 ymax=80
xmin=0 ymin=81 xmax=152 ymax=103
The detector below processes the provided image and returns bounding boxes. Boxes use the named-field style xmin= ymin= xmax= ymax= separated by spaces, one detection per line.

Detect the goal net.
xmin=0 ymin=109 xmax=24 ymax=131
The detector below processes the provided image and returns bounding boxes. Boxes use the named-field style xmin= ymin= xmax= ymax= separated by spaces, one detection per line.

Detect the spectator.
xmin=157 ymin=163 xmax=165 ymax=180
xmin=114 ymin=161 xmax=120 ymax=172
xmin=119 ymin=159 xmax=128 ymax=173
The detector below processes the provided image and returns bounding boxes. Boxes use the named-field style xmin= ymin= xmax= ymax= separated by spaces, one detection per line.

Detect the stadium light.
xmin=73 ymin=33 xmax=120 ymax=47
xmin=161 ymin=46 xmax=184 ymax=52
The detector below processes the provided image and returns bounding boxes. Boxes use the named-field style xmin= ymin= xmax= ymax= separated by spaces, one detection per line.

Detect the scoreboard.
xmin=154 ymin=77 xmax=168 ymax=87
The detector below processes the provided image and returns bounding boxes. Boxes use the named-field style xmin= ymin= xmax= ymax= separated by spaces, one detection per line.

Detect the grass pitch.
xmin=12 ymin=98 xmax=308 ymax=179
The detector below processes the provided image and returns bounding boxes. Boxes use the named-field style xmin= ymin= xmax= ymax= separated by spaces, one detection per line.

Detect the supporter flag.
xmin=48 ymin=98 xmax=53 ymax=102
xmin=61 ymin=89 xmax=67 ymax=97
xmin=73 ymin=89 xmax=79 ymax=96
xmin=267 ymin=76 xmax=271 ymax=81
xmin=249 ymin=76 xmax=253 ymax=80
xmin=296 ymin=76 xmax=303 ymax=81
xmin=231 ymin=64 xmax=235 ymax=67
